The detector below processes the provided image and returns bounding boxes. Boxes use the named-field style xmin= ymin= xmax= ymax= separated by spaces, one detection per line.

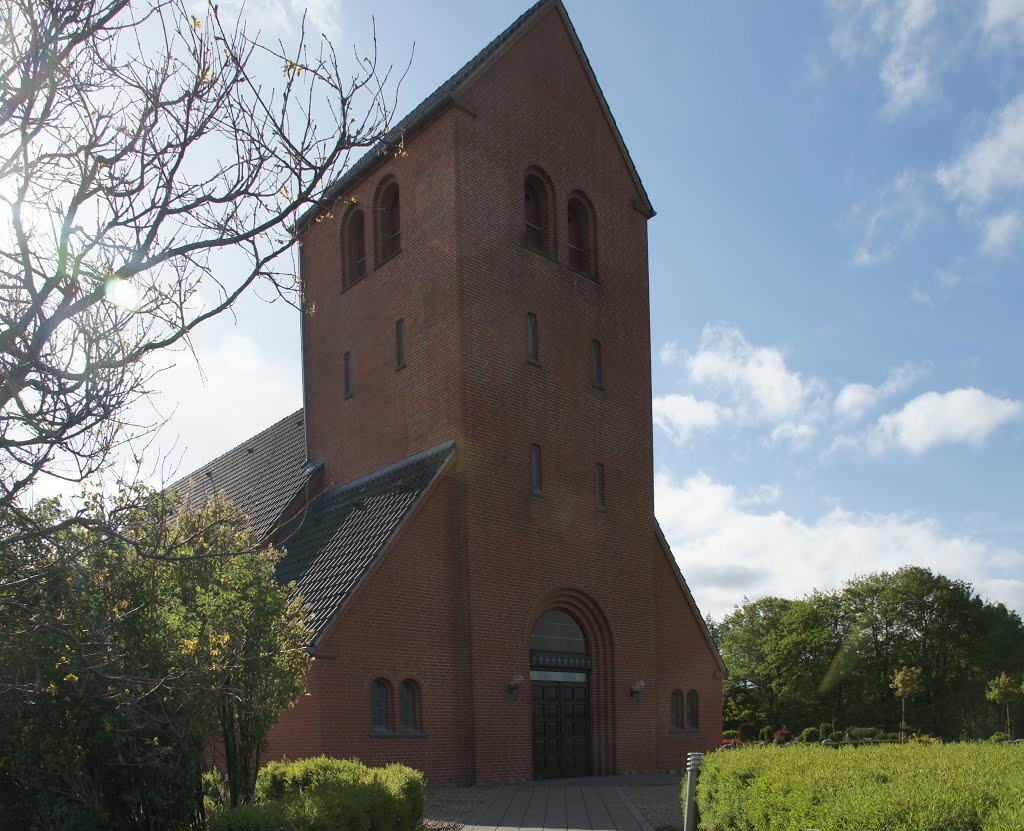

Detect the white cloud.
xmin=980 ymin=210 xmax=1024 ymax=257
xmin=981 ymin=0 xmax=1024 ymax=42
xmin=834 ymin=362 xmax=927 ymax=421
xmin=212 ymin=0 xmax=342 ymax=39
xmin=835 ymin=383 xmax=879 ymax=421
xmin=827 ymin=0 xmax=939 ymax=116
xmin=659 ymin=340 xmax=682 ymax=366
xmin=654 ymin=325 xmax=828 ymax=448
xmin=937 ymin=93 xmax=1024 ymax=209
xmin=871 ymin=387 xmax=1023 ymax=454
xmin=686 ymin=324 xmax=827 ymax=431
xmin=849 ymin=170 xmax=931 ymax=265
xmin=652 ymin=394 xmax=727 ymax=446
xmin=655 ymin=469 xmax=1024 ymax=622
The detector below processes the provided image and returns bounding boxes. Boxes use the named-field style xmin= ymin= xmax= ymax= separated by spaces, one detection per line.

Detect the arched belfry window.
xmin=343 ymin=209 xmax=367 ymax=291
xmin=523 ymin=171 xmax=553 ymax=253
xmin=567 ymin=194 xmax=595 ymax=275
xmin=377 ymin=180 xmax=401 ymax=264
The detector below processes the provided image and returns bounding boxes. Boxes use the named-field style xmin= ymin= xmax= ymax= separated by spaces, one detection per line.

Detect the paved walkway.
xmin=465 ymin=775 xmax=676 ymax=831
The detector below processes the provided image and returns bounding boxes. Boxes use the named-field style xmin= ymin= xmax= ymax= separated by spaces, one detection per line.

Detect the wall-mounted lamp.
xmin=630 ymin=680 xmax=645 ymax=701
xmin=507 ymin=673 xmax=524 ymax=700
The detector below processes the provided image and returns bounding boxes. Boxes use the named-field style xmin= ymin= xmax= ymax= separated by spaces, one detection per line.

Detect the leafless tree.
xmin=0 ymin=0 xmax=402 ymax=561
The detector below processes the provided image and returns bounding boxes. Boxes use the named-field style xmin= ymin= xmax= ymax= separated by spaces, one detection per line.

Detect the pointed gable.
xmin=297 ymin=0 xmax=652 ymax=231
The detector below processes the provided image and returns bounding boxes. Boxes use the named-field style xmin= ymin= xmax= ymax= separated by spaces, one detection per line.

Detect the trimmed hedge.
xmin=695 ymin=743 xmax=1024 ymax=831
xmin=210 ymin=757 xmax=425 ymax=831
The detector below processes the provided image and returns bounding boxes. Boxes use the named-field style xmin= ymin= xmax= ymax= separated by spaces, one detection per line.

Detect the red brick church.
xmin=175 ymin=0 xmax=724 ymax=784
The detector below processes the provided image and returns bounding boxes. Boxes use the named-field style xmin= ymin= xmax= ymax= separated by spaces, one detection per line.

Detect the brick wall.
xmin=281 ymin=0 xmax=723 ymax=784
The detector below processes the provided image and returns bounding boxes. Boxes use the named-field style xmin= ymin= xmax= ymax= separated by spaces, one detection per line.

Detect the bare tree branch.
xmin=0 ymin=0 xmax=401 ymax=560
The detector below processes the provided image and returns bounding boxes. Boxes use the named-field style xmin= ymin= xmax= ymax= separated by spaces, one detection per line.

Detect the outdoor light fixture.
xmin=630 ymin=680 xmax=645 ymax=700
xmin=507 ymin=673 xmax=524 ymax=699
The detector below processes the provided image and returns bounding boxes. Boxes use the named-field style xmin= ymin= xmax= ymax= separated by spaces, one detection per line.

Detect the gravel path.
xmin=424 ymin=785 xmax=498 ymax=830
xmin=622 ymin=784 xmax=684 ymax=831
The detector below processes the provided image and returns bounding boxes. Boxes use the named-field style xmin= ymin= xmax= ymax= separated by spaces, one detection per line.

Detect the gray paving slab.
xmin=520 ymin=786 xmax=550 ymax=831
xmin=546 ymin=787 xmax=568 ymax=831
xmin=470 ymin=785 xmax=518 ymax=830
xmin=466 ymin=780 xmax=656 ymax=831
xmin=600 ymin=787 xmax=643 ymax=831
xmin=581 ymin=787 xmax=615 ymax=831
xmin=565 ymin=785 xmax=589 ymax=830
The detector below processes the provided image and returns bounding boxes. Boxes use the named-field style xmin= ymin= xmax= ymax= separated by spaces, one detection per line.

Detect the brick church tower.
xmin=176 ymin=0 xmax=724 ymax=784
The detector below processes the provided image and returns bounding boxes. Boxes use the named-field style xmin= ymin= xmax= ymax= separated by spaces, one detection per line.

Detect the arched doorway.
xmin=530 ymin=609 xmax=592 ymax=778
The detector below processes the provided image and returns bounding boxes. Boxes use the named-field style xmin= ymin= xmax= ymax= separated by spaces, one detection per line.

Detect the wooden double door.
xmin=531 ymin=680 xmax=591 ymax=779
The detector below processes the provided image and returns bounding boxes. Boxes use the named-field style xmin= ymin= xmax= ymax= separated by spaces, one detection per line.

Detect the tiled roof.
xmin=278 ymin=440 xmax=455 ymax=645
xmin=168 ymin=410 xmax=317 ymax=541
xmin=296 ymin=0 xmax=552 ymax=233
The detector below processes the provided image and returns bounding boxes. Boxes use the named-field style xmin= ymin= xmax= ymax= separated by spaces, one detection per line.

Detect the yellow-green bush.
xmin=210 ymin=757 xmax=424 ymax=831
xmin=695 ymin=743 xmax=1024 ymax=831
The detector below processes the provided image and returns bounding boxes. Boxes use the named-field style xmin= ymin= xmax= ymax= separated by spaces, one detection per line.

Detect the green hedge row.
xmin=695 ymin=743 xmax=1024 ymax=831
xmin=209 ymin=757 xmax=425 ymax=831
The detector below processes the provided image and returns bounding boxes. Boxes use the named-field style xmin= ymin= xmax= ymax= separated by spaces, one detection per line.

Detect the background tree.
xmin=891 ymin=665 xmax=924 ymax=743
xmin=985 ymin=672 xmax=1022 ymax=739
xmin=0 ymin=489 xmax=310 ymax=827
xmin=0 ymin=0 xmax=402 ymax=558
xmin=716 ymin=596 xmax=793 ymax=726
xmin=714 ymin=567 xmax=1024 ymax=739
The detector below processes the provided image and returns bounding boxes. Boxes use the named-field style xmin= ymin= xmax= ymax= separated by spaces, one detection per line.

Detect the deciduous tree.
xmin=0 ymin=489 xmax=311 ymax=827
xmin=0 ymin=0 xmax=401 ymax=559
xmin=985 ymin=672 xmax=1022 ymax=739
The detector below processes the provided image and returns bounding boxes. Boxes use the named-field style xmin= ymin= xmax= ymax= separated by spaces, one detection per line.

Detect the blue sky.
xmin=156 ymin=0 xmax=1024 ymax=621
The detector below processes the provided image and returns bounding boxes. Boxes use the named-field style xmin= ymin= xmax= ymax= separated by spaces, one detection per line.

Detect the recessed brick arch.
xmin=529 ymin=587 xmax=616 ymax=775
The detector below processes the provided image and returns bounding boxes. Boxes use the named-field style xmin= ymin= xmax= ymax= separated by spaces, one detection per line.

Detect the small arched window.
xmin=671 ymin=690 xmax=683 ymax=730
xmin=686 ymin=689 xmax=699 ymax=730
xmin=567 ymin=194 xmax=595 ymax=275
xmin=400 ymin=680 xmax=421 ymax=732
xmin=378 ymin=181 xmax=401 ymax=263
xmin=370 ymin=678 xmax=392 ymax=732
xmin=343 ymin=209 xmax=367 ymax=291
xmin=524 ymin=173 xmax=550 ymax=252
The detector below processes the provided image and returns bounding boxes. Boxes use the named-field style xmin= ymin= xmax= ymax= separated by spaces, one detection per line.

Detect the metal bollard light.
xmin=683 ymin=751 xmax=705 ymax=831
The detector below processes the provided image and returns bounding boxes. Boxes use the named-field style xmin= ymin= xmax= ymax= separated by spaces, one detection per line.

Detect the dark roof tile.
xmin=169 ymin=410 xmax=315 ymax=541
xmin=278 ymin=440 xmax=455 ymax=645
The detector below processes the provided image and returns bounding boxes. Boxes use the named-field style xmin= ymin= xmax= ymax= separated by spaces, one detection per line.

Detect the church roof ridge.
xmin=296 ymin=0 xmax=654 ymax=232
xmin=296 ymin=0 xmax=554 ymax=233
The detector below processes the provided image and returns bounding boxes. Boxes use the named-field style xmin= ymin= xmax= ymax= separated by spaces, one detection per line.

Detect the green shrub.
xmin=696 ymin=743 xmax=1024 ymax=831
xmin=828 ymin=731 xmax=844 ymax=742
xmin=214 ymin=757 xmax=424 ymax=831
xmin=819 ymin=722 xmax=833 ymax=738
xmin=801 ymin=727 xmax=820 ymax=743
xmin=203 ymin=768 xmax=230 ymax=817
xmin=722 ymin=730 xmax=738 ymax=740
xmin=256 ymin=756 xmax=373 ymax=802
xmin=990 ymin=732 xmax=1009 ymax=743
xmin=759 ymin=726 xmax=774 ymax=742
xmin=847 ymin=726 xmax=880 ymax=741
xmin=209 ymin=799 xmax=291 ymax=831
